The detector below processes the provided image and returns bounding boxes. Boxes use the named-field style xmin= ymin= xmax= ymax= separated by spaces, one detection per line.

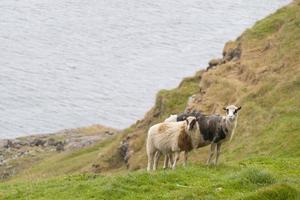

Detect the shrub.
xmin=238 ymin=168 xmax=276 ymax=186
xmin=243 ymin=184 xmax=299 ymax=200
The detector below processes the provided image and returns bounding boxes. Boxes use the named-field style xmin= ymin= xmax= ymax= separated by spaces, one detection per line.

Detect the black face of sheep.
xmin=186 ymin=117 xmax=197 ymax=131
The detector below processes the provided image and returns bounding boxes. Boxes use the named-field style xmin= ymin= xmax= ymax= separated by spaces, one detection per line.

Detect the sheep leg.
xmin=183 ymin=151 xmax=188 ymax=167
xmin=168 ymin=153 xmax=174 ymax=168
xmin=214 ymin=143 xmax=221 ymax=165
xmin=206 ymin=143 xmax=216 ymax=165
xmin=147 ymin=149 xmax=155 ymax=172
xmin=163 ymin=154 xmax=169 ymax=170
xmin=153 ymin=151 xmax=161 ymax=171
xmin=172 ymin=152 xmax=180 ymax=170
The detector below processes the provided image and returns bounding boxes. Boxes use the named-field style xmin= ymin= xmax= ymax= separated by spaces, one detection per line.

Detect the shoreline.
xmin=0 ymin=124 xmax=119 ymax=140
xmin=0 ymin=124 xmax=119 ymax=179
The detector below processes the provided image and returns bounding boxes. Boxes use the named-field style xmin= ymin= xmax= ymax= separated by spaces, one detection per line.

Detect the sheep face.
xmin=186 ymin=116 xmax=197 ymax=131
xmin=223 ymin=105 xmax=241 ymax=121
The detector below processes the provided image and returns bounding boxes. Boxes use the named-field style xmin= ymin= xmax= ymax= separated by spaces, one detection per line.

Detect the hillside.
xmin=94 ymin=0 xmax=300 ymax=171
xmin=0 ymin=125 xmax=118 ymax=180
xmin=0 ymin=1 xmax=300 ymax=199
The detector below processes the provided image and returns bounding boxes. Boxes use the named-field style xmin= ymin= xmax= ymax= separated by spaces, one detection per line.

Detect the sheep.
xmin=146 ymin=116 xmax=200 ymax=171
xmin=164 ymin=111 xmax=202 ymax=123
xmin=195 ymin=105 xmax=241 ymax=165
xmin=163 ymin=105 xmax=241 ymax=165
xmin=164 ymin=114 xmax=177 ymax=122
xmin=161 ymin=111 xmax=202 ymax=169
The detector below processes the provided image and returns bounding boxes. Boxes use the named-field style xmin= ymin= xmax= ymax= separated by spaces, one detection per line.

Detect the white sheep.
xmin=164 ymin=114 xmax=177 ymax=122
xmin=146 ymin=116 xmax=200 ymax=171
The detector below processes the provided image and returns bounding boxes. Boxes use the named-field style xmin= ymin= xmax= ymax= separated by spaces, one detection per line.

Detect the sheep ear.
xmin=223 ymin=107 xmax=226 ymax=111
xmin=237 ymin=106 xmax=242 ymax=111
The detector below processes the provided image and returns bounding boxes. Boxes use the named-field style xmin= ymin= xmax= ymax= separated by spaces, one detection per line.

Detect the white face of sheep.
xmin=223 ymin=105 xmax=242 ymax=121
xmin=186 ymin=116 xmax=197 ymax=131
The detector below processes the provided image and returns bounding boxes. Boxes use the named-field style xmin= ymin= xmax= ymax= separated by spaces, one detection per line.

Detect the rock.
xmin=185 ymin=95 xmax=198 ymax=111
xmin=65 ymin=135 xmax=102 ymax=150
xmin=185 ymin=93 xmax=203 ymax=113
xmin=5 ymin=140 xmax=14 ymax=148
xmin=208 ymin=58 xmax=223 ymax=68
xmin=0 ymin=139 xmax=30 ymax=149
xmin=225 ymin=48 xmax=241 ymax=61
xmin=91 ymin=164 xmax=101 ymax=173
xmin=0 ymin=155 xmax=4 ymax=164
xmin=0 ymin=140 xmax=9 ymax=149
xmin=0 ymin=172 xmax=11 ymax=180
xmin=105 ymin=130 xmax=114 ymax=135
xmin=223 ymin=41 xmax=241 ymax=62
xmin=0 ymin=165 xmax=16 ymax=180
xmin=17 ymin=150 xmax=29 ymax=157
xmin=13 ymin=139 xmax=30 ymax=147
xmin=56 ymin=142 xmax=64 ymax=152
xmin=13 ymin=143 xmax=22 ymax=149
xmin=30 ymin=138 xmax=46 ymax=147
xmin=46 ymin=138 xmax=62 ymax=147
xmin=119 ymin=136 xmax=130 ymax=168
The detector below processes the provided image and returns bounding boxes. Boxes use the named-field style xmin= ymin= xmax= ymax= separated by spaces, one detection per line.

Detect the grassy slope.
xmin=0 ymin=158 xmax=299 ymax=200
xmin=1 ymin=1 xmax=300 ymax=199
xmin=4 ymin=133 xmax=125 ymax=183
xmin=0 ymin=125 xmax=119 ymax=182
xmin=118 ymin=0 xmax=300 ymax=170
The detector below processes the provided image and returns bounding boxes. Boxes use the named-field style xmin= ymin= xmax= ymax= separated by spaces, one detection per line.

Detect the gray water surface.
xmin=0 ymin=0 xmax=290 ymax=138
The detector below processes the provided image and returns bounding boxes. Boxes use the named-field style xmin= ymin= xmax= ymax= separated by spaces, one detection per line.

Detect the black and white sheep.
xmin=197 ymin=105 xmax=241 ymax=165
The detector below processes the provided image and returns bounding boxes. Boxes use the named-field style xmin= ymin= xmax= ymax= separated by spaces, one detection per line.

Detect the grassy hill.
xmin=0 ymin=1 xmax=300 ymax=199
xmin=0 ymin=159 xmax=299 ymax=200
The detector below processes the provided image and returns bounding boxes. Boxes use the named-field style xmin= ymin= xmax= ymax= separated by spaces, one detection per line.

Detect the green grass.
xmin=243 ymin=184 xmax=299 ymax=200
xmin=0 ymin=157 xmax=299 ymax=200
xmin=244 ymin=4 xmax=300 ymax=40
xmin=154 ymin=73 xmax=201 ymax=121
xmin=9 ymin=136 xmax=118 ymax=182
xmin=224 ymin=76 xmax=300 ymax=160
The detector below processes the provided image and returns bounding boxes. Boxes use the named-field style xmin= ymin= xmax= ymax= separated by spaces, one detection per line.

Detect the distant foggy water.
xmin=0 ymin=0 xmax=290 ymax=138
